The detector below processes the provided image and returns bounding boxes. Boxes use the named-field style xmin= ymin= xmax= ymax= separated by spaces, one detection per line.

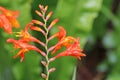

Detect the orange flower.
xmin=0 ymin=14 xmax=12 ymax=34
xmin=48 ymin=26 xmax=66 ymax=41
xmin=50 ymin=39 xmax=86 ymax=61
xmin=7 ymin=38 xmax=46 ymax=62
xmin=15 ymin=23 xmax=45 ymax=46
xmin=52 ymin=36 xmax=77 ymax=54
xmin=0 ymin=6 xmax=20 ymax=28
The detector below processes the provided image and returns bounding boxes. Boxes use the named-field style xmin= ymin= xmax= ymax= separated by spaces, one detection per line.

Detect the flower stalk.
xmin=6 ymin=4 xmax=86 ymax=80
xmin=42 ymin=9 xmax=50 ymax=80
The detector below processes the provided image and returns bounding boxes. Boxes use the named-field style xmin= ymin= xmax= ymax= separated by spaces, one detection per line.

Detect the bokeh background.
xmin=0 ymin=0 xmax=120 ymax=80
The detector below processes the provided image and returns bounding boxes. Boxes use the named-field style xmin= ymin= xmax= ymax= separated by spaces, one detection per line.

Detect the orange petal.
xmin=0 ymin=14 xmax=12 ymax=34
xmin=8 ymin=17 xmax=20 ymax=28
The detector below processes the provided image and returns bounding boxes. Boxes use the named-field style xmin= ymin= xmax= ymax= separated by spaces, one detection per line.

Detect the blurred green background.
xmin=0 ymin=0 xmax=120 ymax=80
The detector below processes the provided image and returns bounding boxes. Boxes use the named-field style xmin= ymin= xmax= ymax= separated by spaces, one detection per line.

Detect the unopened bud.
xmin=49 ymin=58 xmax=55 ymax=62
xmin=48 ymin=46 xmax=55 ymax=52
xmin=48 ymin=18 xmax=59 ymax=30
xmin=35 ymin=10 xmax=43 ymax=18
xmin=32 ymin=20 xmax=44 ymax=26
xmin=46 ymin=11 xmax=53 ymax=21
xmin=49 ymin=68 xmax=56 ymax=73
xmin=41 ymin=61 xmax=47 ymax=66
xmin=41 ymin=73 xmax=47 ymax=79
xmin=39 ymin=5 xmax=44 ymax=11
xmin=44 ymin=5 xmax=48 ymax=13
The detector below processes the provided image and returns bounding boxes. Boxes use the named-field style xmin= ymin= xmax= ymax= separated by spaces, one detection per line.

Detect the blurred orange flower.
xmin=0 ymin=6 xmax=20 ymax=33
xmin=0 ymin=14 xmax=12 ymax=33
xmin=15 ymin=23 xmax=45 ymax=46
xmin=48 ymin=26 xmax=66 ymax=41
xmin=7 ymin=38 xmax=46 ymax=62
xmin=52 ymin=36 xmax=78 ymax=54
xmin=50 ymin=39 xmax=86 ymax=61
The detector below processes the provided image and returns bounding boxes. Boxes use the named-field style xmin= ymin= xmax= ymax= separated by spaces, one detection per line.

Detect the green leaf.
xmin=72 ymin=67 xmax=77 ymax=80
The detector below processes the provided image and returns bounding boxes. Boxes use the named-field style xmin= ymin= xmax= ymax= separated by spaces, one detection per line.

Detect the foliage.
xmin=0 ymin=0 xmax=120 ymax=80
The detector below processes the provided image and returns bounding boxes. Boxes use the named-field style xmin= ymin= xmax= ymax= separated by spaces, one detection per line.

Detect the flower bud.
xmin=46 ymin=11 xmax=53 ymax=21
xmin=41 ymin=73 xmax=47 ymax=79
xmin=49 ymin=68 xmax=56 ymax=73
xmin=49 ymin=58 xmax=55 ymax=62
xmin=35 ymin=10 xmax=43 ymax=18
xmin=41 ymin=61 xmax=47 ymax=66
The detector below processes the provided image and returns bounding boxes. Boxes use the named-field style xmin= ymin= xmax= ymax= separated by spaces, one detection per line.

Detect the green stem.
xmin=43 ymin=12 xmax=50 ymax=80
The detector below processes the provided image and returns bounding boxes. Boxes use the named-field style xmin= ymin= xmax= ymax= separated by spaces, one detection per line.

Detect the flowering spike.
xmin=7 ymin=5 xmax=86 ymax=80
xmin=46 ymin=11 xmax=53 ymax=21
xmin=48 ymin=18 xmax=59 ymax=30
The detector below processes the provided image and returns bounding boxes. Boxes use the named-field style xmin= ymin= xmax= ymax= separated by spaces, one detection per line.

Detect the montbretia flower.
xmin=50 ymin=39 xmax=86 ymax=61
xmin=48 ymin=26 xmax=66 ymax=41
xmin=6 ymin=5 xmax=86 ymax=80
xmin=7 ymin=38 xmax=46 ymax=62
xmin=15 ymin=23 xmax=45 ymax=46
xmin=0 ymin=6 xmax=20 ymax=28
xmin=52 ymin=36 xmax=78 ymax=54
xmin=0 ymin=14 xmax=12 ymax=34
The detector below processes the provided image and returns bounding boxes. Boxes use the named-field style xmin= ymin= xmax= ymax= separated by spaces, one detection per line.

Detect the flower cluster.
xmin=6 ymin=5 xmax=86 ymax=80
xmin=7 ymin=23 xmax=46 ymax=62
xmin=49 ymin=27 xmax=86 ymax=61
xmin=0 ymin=6 xmax=20 ymax=34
